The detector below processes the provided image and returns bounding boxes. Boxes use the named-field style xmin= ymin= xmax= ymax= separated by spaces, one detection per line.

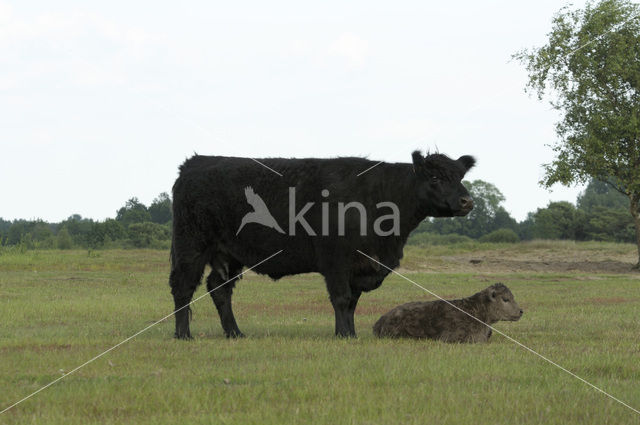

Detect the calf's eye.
xmin=502 ymin=297 xmax=509 ymax=302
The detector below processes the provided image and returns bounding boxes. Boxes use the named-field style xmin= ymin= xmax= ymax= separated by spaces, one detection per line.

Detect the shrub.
xmin=479 ymin=228 xmax=520 ymax=243
xmin=128 ymin=222 xmax=171 ymax=248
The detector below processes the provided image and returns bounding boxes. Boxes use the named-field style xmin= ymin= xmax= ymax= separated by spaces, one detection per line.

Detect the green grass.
xmin=1 ymin=245 xmax=640 ymax=424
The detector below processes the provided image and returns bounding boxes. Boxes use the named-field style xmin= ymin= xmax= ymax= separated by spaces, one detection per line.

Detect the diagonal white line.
xmin=356 ymin=161 xmax=383 ymax=177
xmin=0 ymin=249 xmax=283 ymax=415
xmin=356 ymin=249 xmax=640 ymax=416
xmin=249 ymin=158 xmax=283 ymax=177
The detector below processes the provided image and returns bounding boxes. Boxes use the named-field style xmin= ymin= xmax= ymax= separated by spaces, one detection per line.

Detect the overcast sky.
xmin=1 ymin=1 xmax=593 ymax=222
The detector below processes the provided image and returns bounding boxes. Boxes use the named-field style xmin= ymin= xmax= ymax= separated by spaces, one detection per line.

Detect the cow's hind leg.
xmin=207 ymin=258 xmax=245 ymax=338
xmin=170 ymin=254 xmax=207 ymax=340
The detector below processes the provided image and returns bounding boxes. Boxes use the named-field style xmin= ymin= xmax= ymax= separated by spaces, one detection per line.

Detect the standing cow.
xmin=170 ymin=151 xmax=475 ymax=338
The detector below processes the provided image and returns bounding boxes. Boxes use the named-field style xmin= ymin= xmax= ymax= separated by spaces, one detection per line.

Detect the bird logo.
xmin=236 ymin=187 xmax=285 ymax=235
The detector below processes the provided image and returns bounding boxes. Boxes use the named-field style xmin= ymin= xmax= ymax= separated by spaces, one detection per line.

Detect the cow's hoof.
xmin=335 ymin=332 xmax=358 ymax=339
xmin=174 ymin=332 xmax=193 ymax=340
xmin=226 ymin=330 xmax=246 ymax=339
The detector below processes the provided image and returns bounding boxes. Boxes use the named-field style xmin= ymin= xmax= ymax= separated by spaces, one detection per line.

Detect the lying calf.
xmin=373 ymin=283 xmax=523 ymax=343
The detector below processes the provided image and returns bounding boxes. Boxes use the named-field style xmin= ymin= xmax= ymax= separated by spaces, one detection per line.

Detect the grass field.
xmin=1 ymin=242 xmax=640 ymax=424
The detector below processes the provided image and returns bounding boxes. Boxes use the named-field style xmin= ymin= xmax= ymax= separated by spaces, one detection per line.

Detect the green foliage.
xmin=7 ymin=221 xmax=29 ymax=245
xmin=514 ymin=0 xmax=640 ymax=260
xmin=515 ymin=0 xmax=640 ymax=190
xmin=532 ymin=201 xmax=585 ymax=240
xmin=416 ymin=180 xmax=517 ymax=239
xmin=583 ymin=206 xmax=635 ymax=241
xmin=56 ymin=227 xmax=73 ymax=250
xmin=577 ymin=178 xmax=629 ymax=211
xmin=2 ymin=183 xmax=634 ymax=249
xmin=31 ymin=222 xmax=54 ymax=242
xmin=1 ymin=193 xmax=173 ymax=250
xmin=116 ymin=197 xmax=151 ymax=228
xmin=59 ymin=215 xmax=95 ymax=246
xmin=88 ymin=219 xmax=126 ymax=248
xmin=6 ymin=220 xmax=54 ymax=247
xmin=0 ymin=217 xmax=11 ymax=245
xmin=479 ymin=228 xmax=520 ymax=243
xmin=575 ymin=179 xmax=635 ymax=242
xmin=492 ymin=207 xmax=519 ymax=232
xmin=148 ymin=192 xmax=172 ymax=224
xmin=127 ymin=222 xmax=171 ymax=248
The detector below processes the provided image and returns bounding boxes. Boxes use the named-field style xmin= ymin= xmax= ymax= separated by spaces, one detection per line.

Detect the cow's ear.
xmin=458 ymin=155 xmax=475 ymax=171
xmin=412 ymin=150 xmax=424 ymax=172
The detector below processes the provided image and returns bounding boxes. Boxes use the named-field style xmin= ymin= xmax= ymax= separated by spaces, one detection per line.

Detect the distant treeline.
xmin=0 ymin=179 xmax=634 ymax=250
xmin=408 ymin=178 xmax=634 ymax=245
xmin=0 ymin=193 xmax=172 ymax=250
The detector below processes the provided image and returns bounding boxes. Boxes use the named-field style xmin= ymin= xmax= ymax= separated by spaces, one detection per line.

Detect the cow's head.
xmin=412 ymin=150 xmax=475 ymax=217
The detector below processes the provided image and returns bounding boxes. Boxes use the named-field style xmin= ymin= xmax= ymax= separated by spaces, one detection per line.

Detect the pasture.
xmin=1 ymin=241 xmax=639 ymax=424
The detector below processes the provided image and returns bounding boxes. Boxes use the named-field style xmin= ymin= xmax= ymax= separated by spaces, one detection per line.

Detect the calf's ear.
xmin=458 ymin=155 xmax=475 ymax=171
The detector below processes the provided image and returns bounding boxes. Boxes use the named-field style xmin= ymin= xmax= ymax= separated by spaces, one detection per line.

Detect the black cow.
xmin=169 ymin=151 xmax=475 ymax=338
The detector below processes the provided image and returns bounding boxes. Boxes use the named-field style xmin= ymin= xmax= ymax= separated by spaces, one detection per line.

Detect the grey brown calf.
xmin=373 ymin=283 xmax=523 ymax=343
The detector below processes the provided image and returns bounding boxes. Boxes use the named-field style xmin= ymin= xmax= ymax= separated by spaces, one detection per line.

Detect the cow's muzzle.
xmin=454 ymin=196 xmax=473 ymax=216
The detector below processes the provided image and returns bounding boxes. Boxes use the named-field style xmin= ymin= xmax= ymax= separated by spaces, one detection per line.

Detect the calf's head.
xmin=412 ymin=151 xmax=475 ymax=217
xmin=483 ymin=283 xmax=523 ymax=322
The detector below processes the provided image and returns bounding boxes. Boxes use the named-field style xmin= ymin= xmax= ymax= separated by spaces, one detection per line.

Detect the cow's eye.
xmin=431 ymin=176 xmax=439 ymax=183
xmin=502 ymin=297 xmax=509 ymax=302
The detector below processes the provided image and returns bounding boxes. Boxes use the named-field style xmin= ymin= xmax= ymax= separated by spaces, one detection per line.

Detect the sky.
xmin=1 ymin=0 xmax=594 ymax=222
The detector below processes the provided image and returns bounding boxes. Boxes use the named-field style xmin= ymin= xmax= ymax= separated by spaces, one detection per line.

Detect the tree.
xmin=577 ymin=178 xmax=629 ymax=211
xmin=59 ymin=215 xmax=95 ymax=246
xmin=88 ymin=219 xmax=126 ymax=248
xmin=30 ymin=221 xmax=54 ymax=242
xmin=0 ymin=218 xmax=11 ymax=245
xmin=462 ymin=180 xmax=507 ymax=238
xmin=116 ymin=197 xmax=151 ymax=228
xmin=56 ymin=227 xmax=73 ymax=249
xmin=413 ymin=180 xmax=517 ymax=239
xmin=577 ymin=178 xmax=634 ymax=241
xmin=6 ymin=221 xmax=27 ymax=245
xmin=148 ymin=192 xmax=172 ymax=224
xmin=493 ymin=207 xmax=519 ymax=233
xmin=532 ymin=201 xmax=585 ymax=240
xmin=514 ymin=0 xmax=640 ymax=265
xmin=584 ymin=206 xmax=635 ymax=241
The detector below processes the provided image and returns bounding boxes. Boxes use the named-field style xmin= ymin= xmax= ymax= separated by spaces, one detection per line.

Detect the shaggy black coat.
xmin=170 ymin=151 xmax=475 ymax=338
xmin=373 ymin=283 xmax=523 ymax=342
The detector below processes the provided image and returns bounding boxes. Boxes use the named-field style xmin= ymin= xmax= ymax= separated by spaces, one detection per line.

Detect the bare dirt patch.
xmin=585 ymin=297 xmax=632 ymax=305
xmin=404 ymin=246 xmax=639 ymax=274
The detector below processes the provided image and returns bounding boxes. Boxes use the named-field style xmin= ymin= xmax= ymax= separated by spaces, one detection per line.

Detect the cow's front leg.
xmin=331 ymin=295 xmax=353 ymax=337
xmin=346 ymin=289 xmax=361 ymax=336
xmin=325 ymin=272 xmax=356 ymax=338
